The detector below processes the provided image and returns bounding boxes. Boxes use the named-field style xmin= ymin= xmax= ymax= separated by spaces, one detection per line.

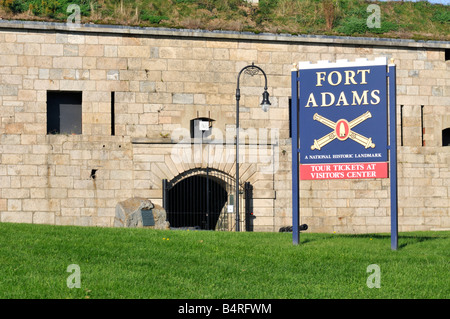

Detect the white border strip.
xmin=298 ymin=57 xmax=387 ymax=70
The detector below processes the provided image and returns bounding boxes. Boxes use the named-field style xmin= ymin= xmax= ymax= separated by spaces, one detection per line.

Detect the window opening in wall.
xmin=443 ymin=128 xmax=450 ymax=147
xmin=445 ymin=49 xmax=450 ymax=61
xmin=421 ymin=105 xmax=425 ymax=146
xmin=47 ymin=91 xmax=82 ymax=135
xmin=111 ymin=91 xmax=115 ymax=136
xmin=400 ymin=105 xmax=404 ymax=146
xmin=90 ymin=169 xmax=98 ymax=180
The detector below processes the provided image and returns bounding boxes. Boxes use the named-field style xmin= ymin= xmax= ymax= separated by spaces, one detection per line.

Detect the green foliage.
xmin=431 ymin=9 xmax=450 ymax=24
xmin=6 ymin=0 xmax=27 ymax=13
xmin=335 ymin=16 xmax=398 ymax=36
xmin=253 ymin=0 xmax=278 ymax=24
xmin=258 ymin=0 xmax=278 ymax=16
xmin=371 ymin=21 xmax=399 ymax=34
xmin=2 ymin=0 xmax=92 ymax=20
xmin=140 ymin=12 xmax=169 ymax=24
xmin=29 ymin=0 xmax=61 ymax=18
xmin=335 ymin=16 xmax=367 ymax=35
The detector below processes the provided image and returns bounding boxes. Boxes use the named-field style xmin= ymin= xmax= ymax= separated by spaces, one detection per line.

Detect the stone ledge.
xmin=132 ymin=137 xmax=279 ymax=145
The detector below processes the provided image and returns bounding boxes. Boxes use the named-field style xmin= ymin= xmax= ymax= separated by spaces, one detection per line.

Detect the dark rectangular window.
xmin=443 ymin=128 xmax=450 ymax=147
xmin=47 ymin=91 xmax=82 ymax=134
xmin=400 ymin=105 xmax=404 ymax=146
xmin=111 ymin=91 xmax=115 ymax=136
xmin=421 ymin=105 xmax=425 ymax=146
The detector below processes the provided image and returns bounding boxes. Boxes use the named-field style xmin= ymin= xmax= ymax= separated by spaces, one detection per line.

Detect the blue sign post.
xmin=291 ymin=58 xmax=398 ymax=249
xmin=291 ymin=65 xmax=300 ymax=245
xmin=388 ymin=62 xmax=398 ymax=250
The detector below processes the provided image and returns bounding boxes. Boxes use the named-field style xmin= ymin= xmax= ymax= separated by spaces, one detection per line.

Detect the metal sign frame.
xmin=291 ymin=58 xmax=398 ymax=250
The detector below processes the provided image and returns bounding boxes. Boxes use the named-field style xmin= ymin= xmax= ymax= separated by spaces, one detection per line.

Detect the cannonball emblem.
xmin=335 ymin=119 xmax=350 ymax=141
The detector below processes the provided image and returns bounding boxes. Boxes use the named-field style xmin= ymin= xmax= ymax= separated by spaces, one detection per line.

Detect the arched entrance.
xmin=162 ymin=168 xmax=253 ymax=231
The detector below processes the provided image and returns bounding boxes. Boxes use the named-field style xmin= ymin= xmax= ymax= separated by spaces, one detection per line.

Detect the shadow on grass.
xmin=293 ymin=232 xmax=447 ymax=249
xmin=345 ymin=233 xmax=445 ymax=247
xmin=397 ymin=235 xmax=447 ymax=249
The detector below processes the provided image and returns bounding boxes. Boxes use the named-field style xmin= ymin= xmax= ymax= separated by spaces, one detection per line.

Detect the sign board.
xmin=291 ymin=58 xmax=398 ymax=250
xmin=141 ymin=209 xmax=155 ymax=227
xmin=199 ymin=120 xmax=210 ymax=131
xmin=298 ymin=58 xmax=388 ymax=180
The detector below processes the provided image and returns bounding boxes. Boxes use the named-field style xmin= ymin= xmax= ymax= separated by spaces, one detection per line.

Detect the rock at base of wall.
xmin=114 ymin=197 xmax=170 ymax=230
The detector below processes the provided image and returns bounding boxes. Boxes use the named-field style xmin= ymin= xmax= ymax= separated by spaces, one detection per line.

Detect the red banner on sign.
xmin=300 ymin=162 xmax=388 ymax=180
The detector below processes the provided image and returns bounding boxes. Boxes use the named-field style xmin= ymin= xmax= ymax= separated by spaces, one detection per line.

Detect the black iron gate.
xmin=244 ymin=182 xmax=253 ymax=232
xmin=162 ymin=168 xmax=253 ymax=231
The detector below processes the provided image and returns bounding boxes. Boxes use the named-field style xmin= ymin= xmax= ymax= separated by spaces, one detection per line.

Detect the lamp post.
xmin=235 ymin=63 xmax=271 ymax=232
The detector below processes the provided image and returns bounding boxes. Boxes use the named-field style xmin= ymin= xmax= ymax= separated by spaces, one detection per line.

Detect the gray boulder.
xmin=114 ymin=197 xmax=170 ymax=230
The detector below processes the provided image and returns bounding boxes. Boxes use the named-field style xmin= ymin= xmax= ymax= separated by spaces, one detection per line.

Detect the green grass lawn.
xmin=0 ymin=222 xmax=448 ymax=299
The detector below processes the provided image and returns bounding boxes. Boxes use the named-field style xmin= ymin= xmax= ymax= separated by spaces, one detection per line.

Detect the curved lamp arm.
xmin=236 ymin=63 xmax=271 ymax=111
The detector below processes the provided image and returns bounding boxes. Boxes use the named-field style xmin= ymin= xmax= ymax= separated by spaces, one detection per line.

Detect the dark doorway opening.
xmin=163 ymin=168 xmax=253 ymax=231
xmin=443 ymin=128 xmax=450 ymax=146
xmin=165 ymin=174 xmax=227 ymax=230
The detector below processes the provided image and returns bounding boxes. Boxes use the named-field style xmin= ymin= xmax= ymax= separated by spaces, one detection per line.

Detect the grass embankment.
xmin=0 ymin=0 xmax=449 ymax=40
xmin=0 ymin=222 xmax=448 ymax=299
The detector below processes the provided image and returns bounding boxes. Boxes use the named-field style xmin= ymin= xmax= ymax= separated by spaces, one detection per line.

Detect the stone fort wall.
xmin=0 ymin=20 xmax=448 ymax=232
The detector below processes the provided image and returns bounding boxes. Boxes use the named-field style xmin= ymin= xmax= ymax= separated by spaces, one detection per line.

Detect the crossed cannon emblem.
xmin=311 ymin=111 xmax=375 ymax=150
